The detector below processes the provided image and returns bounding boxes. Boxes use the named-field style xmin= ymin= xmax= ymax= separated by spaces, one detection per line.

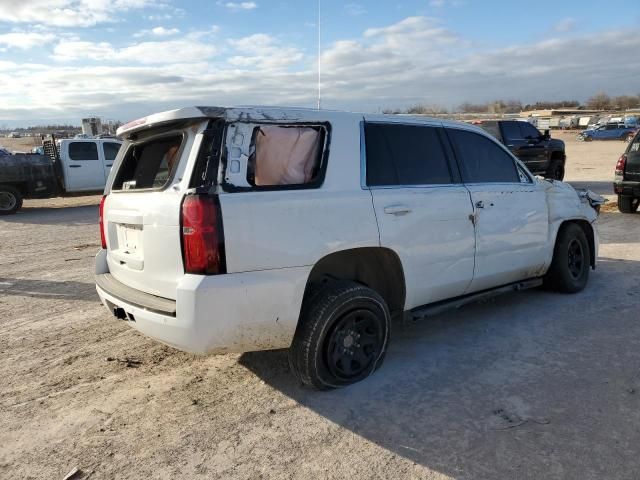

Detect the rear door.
xmin=103 ymin=122 xmax=209 ymax=299
xmin=63 ymin=140 xmax=106 ymax=191
xmin=364 ymin=121 xmax=476 ymax=309
xmin=446 ymin=127 xmax=549 ymax=293
xmin=101 ymin=140 xmax=122 ymax=181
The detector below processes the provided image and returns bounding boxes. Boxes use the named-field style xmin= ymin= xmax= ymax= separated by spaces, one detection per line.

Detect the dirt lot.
xmin=1 ymin=134 xmax=639 ymax=479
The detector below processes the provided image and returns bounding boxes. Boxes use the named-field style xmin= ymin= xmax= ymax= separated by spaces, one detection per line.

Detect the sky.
xmin=0 ymin=0 xmax=639 ymax=127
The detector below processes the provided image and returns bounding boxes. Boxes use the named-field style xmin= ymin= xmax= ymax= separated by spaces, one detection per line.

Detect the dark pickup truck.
xmin=0 ymin=138 xmax=121 ymax=215
xmin=0 ymin=152 xmax=58 ymax=214
xmin=477 ymin=120 xmax=566 ymax=180
xmin=614 ymin=130 xmax=640 ymax=213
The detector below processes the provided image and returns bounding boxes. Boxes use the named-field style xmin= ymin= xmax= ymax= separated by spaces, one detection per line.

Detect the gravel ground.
xmin=1 ymin=134 xmax=639 ymax=480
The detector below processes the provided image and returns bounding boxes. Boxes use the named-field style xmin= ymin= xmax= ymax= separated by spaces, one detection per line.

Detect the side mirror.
xmin=543 ymin=129 xmax=551 ymax=141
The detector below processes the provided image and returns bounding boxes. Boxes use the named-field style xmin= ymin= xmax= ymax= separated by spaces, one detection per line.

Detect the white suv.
xmin=96 ymin=106 xmax=603 ymax=389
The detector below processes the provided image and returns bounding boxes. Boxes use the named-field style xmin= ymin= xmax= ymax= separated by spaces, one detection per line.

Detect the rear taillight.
xmin=615 ymin=154 xmax=627 ymax=178
xmin=180 ymin=195 xmax=226 ymax=275
xmin=99 ymin=195 xmax=107 ymax=249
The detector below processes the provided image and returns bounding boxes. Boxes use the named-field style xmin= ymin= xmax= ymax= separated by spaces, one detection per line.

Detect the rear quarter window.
xmin=111 ymin=135 xmax=183 ymax=191
xmin=222 ymin=123 xmax=328 ymax=191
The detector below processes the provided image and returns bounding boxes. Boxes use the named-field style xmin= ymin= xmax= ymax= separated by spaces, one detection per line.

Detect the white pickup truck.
xmin=95 ymin=106 xmax=604 ymax=389
xmin=0 ymin=138 xmax=121 ymax=214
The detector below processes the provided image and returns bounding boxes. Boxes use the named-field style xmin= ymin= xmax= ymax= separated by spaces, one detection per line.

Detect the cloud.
xmin=553 ymin=18 xmax=576 ymax=33
xmin=0 ymin=31 xmax=56 ymax=50
xmin=134 ymin=26 xmax=180 ymax=38
xmin=344 ymin=3 xmax=366 ymax=16
xmin=0 ymin=0 xmax=158 ymax=27
xmin=429 ymin=0 xmax=466 ymax=7
xmin=1 ymin=16 xmax=640 ymax=124
xmin=227 ymin=33 xmax=303 ymax=70
xmin=223 ymin=1 xmax=257 ymax=11
xmin=53 ymin=37 xmax=217 ymax=64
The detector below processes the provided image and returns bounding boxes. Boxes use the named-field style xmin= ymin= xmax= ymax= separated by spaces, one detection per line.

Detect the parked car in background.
xmin=8 ymin=132 xmax=21 ymax=138
xmin=96 ymin=106 xmax=603 ymax=390
xmin=477 ymin=120 xmax=566 ymax=180
xmin=0 ymin=137 xmax=122 ymax=214
xmin=578 ymin=123 xmax=636 ymax=142
xmin=614 ymin=129 xmax=640 ymax=213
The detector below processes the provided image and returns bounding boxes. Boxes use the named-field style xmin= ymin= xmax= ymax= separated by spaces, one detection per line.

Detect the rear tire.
xmin=546 ymin=159 xmax=565 ymax=181
xmin=288 ymin=280 xmax=390 ymax=390
xmin=618 ymin=195 xmax=639 ymax=213
xmin=0 ymin=185 xmax=22 ymax=215
xmin=544 ymin=223 xmax=590 ymax=293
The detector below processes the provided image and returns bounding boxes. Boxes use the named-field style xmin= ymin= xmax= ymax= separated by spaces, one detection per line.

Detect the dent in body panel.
xmin=541 ymin=179 xmax=599 ymax=267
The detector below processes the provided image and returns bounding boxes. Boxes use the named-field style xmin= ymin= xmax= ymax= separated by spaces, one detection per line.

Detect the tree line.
xmin=383 ymin=92 xmax=640 ymax=115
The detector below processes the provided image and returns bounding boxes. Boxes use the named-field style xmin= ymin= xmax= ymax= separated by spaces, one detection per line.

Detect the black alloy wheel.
xmin=325 ymin=308 xmax=385 ymax=381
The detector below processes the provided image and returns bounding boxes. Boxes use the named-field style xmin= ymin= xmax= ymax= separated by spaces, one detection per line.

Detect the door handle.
xmin=384 ymin=205 xmax=412 ymax=216
xmin=69 ymin=165 xmax=81 ymax=168
xmin=106 ymin=164 xmax=113 ymax=167
xmin=475 ymin=200 xmax=484 ymax=209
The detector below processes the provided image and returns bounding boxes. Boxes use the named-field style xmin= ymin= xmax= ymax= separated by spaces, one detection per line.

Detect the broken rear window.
xmin=223 ymin=123 xmax=327 ymax=190
xmin=112 ymin=135 xmax=183 ymax=191
xmin=248 ymin=126 xmax=322 ymax=186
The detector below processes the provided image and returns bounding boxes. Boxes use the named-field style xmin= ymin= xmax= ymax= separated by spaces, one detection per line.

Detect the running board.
xmin=409 ymin=278 xmax=543 ymax=321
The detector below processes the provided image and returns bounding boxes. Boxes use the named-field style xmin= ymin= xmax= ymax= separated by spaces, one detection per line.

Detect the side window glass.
xmin=501 ymin=122 xmax=521 ymax=142
xmin=103 ymin=142 xmax=121 ymax=161
xmin=365 ymin=123 xmax=452 ymax=186
xmin=478 ymin=122 xmax=501 ymax=140
xmin=448 ymin=129 xmax=519 ymax=183
xmin=518 ymin=164 xmax=532 ymax=183
xmin=246 ymin=126 xmax=323 ymax=186
xmin=519 ymin=122 xmax=541 ymax=140
xmin=69 ymin=142 xmax=98 ymax=161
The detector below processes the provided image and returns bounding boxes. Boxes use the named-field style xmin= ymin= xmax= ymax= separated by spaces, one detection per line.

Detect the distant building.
xmin=81 ymin=117 xmax=102 ymax=137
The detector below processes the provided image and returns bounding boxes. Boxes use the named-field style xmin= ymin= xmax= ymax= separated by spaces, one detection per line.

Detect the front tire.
xmin=618 ymin=195 xmax=639 ymax=213
xmin=545 ymin=223 xmax=590 ymax=293
xmin=0 ymin=185 xmax=22 ymax=215
xmin=289 ymin=281 xmax=390 ymax=390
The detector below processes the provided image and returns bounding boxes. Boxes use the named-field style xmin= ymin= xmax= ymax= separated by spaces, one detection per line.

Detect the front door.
xmin=446 ymin=127 xmax=549 ymax=293
xmin=63 ymin=141 xmax=106 ymax=192
xmin=363 ymin=120 xmax=476 ymax=309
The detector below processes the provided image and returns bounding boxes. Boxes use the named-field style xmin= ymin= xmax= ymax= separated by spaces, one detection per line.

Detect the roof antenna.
xmin=317 ymin=0 xmax=321 ymax=110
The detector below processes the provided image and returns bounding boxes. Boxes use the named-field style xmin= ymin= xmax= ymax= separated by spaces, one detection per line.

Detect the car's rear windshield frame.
xmin=110 ymin=130 xmax=187 ymax=193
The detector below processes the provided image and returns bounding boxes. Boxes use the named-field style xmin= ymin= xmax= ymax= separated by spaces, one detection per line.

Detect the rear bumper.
xmin=95 ymin=250 xmax=311 ymax=354
xmin=614 ymin=181 xmax=640 ymax=196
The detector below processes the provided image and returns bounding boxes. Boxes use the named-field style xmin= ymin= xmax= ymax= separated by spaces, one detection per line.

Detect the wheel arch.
xmin=303 ymin=247 xmax=406 ymax=317
xmin=556 ymin=219 xmax=596 ymax=269
xmin=0 ymin=182 xmax=27 ymax=196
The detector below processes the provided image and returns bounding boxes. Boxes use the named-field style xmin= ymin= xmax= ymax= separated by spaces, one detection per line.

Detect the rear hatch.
xmin=625 ymin=132 xmax=640 ymax=182
xmin=103 ymin=118 xmax=212 ymax=300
